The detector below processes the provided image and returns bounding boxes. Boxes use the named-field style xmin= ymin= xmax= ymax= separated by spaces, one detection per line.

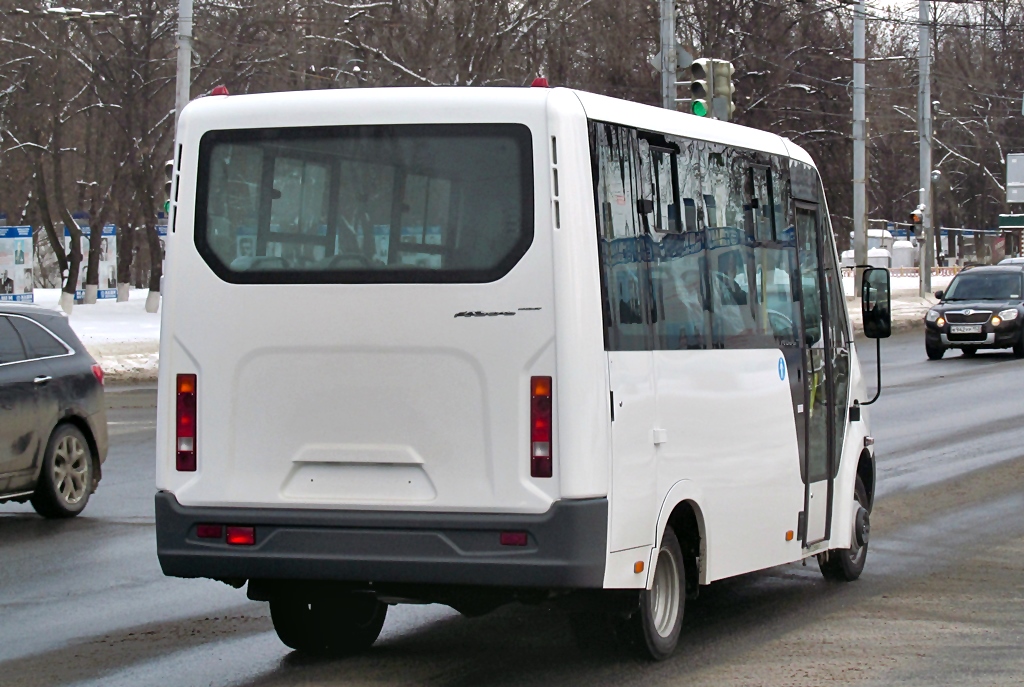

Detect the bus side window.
xmin=593 ymin=123 xmax=652 ymax=351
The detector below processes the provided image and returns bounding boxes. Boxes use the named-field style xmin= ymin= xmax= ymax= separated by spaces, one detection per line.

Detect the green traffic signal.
xmin=164 ymin=200 xmax=170 ymax=215
xmin=692 ymin=100 xmax=708 ymax=117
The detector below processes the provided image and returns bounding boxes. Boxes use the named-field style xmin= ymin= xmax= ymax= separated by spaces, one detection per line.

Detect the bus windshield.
xmin=195 ymin=123 xmax=533 ymax=283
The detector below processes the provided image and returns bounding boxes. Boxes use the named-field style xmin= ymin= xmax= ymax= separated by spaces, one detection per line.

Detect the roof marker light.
xmin=531 ymin=77 xmax=549 ymax=88
xmin=211 ymin=85 xmax=229 ymax=96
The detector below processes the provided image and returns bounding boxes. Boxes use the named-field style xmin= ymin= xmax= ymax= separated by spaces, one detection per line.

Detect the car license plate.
xmin=950 ymin=325 xmax=982 ymax=334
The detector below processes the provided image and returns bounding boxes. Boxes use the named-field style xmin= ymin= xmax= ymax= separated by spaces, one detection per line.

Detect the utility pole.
xmin=852 ymin=0 xmax=867 ymax=293
xmin=175 ymin=0 xmax=193 ymax=129
xmin=659 ymin=0 xmax=676 ymax=109
xmin=918 ymin=0 xmax=933 ymax=297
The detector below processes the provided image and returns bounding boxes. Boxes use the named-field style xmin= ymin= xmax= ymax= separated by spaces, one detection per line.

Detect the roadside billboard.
xmin=0 ymin=226 xmax=33 ymax=302
xmin=65 ymin=224 xmax=117 ymax=300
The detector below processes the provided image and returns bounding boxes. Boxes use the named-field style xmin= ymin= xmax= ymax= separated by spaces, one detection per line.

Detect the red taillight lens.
xmin=226 ymin=526 xmax=255 ymax=546
xmin=196 ymin=524 xmax=223 ymax=539
xmin=91 ymin=363 xmax=104 ymax=386
xmin=500 ymin=531 xmax=529 ymax=546
xmin=530 ymin=376 xmax=552 ymax=478
xmin=176 ymin=374 xmax=197 ymax=472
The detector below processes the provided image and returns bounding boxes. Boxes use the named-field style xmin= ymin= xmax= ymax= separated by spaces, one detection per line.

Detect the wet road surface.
xmin=2 ymin=332 xmax=1023 ymax=686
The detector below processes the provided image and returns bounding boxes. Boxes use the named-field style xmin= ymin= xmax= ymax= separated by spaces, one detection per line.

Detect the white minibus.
xmin=156 ymin=85 xmax=890 ymax=660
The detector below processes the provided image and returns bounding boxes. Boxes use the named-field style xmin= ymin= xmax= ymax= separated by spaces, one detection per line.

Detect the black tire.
xmin=925 ymin=342 xmax=945 ymax=360
xmin=961 ymin=346 xmax=978 ymax=357
xmin=1013 ymin=334 xmax=1024 ymax=358
xmin=269 ymin=593 xmax=387 ymax=656
xmin=30 ymin=424 xmax=93 ymax=519
xmin=623 ymin=528 xmax=685 ymax=660
xmin=818 ymin=476 xmax=869 ymax=582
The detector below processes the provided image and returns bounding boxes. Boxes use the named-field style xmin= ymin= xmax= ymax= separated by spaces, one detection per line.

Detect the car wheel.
xmin=925 ymin=341 xmax=945 ymax=360
xmin=30 ymin=424 xmax=93 ymax=519
xmin=1014 ymin=334 xmax=1024 ymax=358
xmin=624 ymin=528 xmax=685 ymax=661
xmin=961 ymin=346 xmax=978 ymax=357
xmin=818 ymin=476 xmax=869 ymax=582
xmin=270 ymin=593 xmax=387 ymax=656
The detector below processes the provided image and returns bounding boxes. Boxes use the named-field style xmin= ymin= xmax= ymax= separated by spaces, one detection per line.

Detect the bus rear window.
xmin=195 ymin=124 xmax=534 ymax=283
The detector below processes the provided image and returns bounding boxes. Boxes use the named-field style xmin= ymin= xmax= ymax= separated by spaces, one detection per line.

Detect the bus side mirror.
xmin=861 ymin=267 xmax=891 ymax=339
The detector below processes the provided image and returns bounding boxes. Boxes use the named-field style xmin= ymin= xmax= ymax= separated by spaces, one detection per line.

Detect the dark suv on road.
xmin=925 ymin=265 xmax=1024 ymax=360
xmin=0 ymin=304 xmax=108 ymax=517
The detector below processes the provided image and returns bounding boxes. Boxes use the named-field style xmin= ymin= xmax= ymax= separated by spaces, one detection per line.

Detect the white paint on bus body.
xmin=157 ymin=86 xmax=873 ymax=591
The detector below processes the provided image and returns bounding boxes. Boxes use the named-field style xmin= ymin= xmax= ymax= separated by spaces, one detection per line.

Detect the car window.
xmin=10 ymin=317 xmax=69 ymax=359
xmin=0 ymin=316 xmax=28 ymax=364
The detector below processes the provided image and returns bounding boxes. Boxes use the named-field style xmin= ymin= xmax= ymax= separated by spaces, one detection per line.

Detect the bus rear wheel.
xmin=626 ymin=528 xmax=685 ymax=660
xmin=269 ymin=593 xmax=387 ymax=656
xmin=818 ymin=476 xmax=869 ymax=582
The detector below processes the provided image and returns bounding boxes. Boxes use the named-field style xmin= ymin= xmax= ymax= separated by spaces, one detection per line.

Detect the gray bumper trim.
xmin=155 ymin=492 xmax=608 ymax=589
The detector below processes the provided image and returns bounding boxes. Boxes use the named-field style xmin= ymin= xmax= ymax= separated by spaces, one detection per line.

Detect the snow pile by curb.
xmin=31 ymin=289 xmax=160 ymax=384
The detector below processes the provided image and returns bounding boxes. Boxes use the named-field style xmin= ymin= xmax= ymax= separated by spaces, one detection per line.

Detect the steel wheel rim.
xmin=53 ymin=435 xmax=88 ymax=505
xmin=848 ymin=494 xmax=867 ymax=566
xmin=650 ymin=547 xmax=681 ymax=638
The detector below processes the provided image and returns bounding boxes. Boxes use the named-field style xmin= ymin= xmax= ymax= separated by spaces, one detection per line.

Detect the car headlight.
xmin=998 ymin=308 xmax=1018 ymax=322
xmin=926 ymin=309 xmax=940 ymax=322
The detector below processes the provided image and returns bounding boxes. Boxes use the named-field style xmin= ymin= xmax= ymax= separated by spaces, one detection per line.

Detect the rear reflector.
xmin=226 ymin=526 xmax=255 ymax=546
xmin=91 ymin=363 xmax=104 ymax=386
xmin=176 ymin=374 xmax=197 ymax=472
xmin=196 ymin=524 xmax=223 ymax=539
xmin=500 ymin=531 xmax=528 ymax=547
xmin=530 ymin=376 xmax=553 ymax=478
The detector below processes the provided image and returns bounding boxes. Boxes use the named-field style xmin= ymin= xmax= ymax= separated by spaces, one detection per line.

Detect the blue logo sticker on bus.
xmin=778 ymin=357 xmax=786 ymax=381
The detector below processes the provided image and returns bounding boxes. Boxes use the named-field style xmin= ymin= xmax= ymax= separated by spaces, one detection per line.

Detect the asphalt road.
xmin=2 ymin=331 xmax=1023 ymax=686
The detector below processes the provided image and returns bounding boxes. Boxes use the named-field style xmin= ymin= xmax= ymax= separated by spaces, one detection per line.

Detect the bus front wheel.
xmin=626 ymin=527 xmax=685 ymax=660
xmin=269 ymin=593 xmax=387 ymax=656
xmin=818 ymin=476 xmax=869 ymax=582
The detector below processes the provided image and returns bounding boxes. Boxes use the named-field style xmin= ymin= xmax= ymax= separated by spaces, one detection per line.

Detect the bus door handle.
xmin=652 ymin=428 xmax=668 ymax=445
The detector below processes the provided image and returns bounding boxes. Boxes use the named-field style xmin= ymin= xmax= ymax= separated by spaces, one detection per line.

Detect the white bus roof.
xmin=179 ymin=86 xmax=816 ymax=170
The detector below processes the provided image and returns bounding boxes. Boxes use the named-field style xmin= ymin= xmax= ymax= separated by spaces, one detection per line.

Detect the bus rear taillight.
xmin=176 ymin=374 xmax=197 ymax=472
xmin=530 ymin=376 xmax=552 ymax=478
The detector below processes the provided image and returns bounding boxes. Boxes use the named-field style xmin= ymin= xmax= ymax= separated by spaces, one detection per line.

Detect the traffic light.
xmin=164 ymin=159 xmax=174 ymax=215
xmin=712 ymin=61 xmax=736 ymax=121
xmin=689 ymin=58 xmax=712 ymax=117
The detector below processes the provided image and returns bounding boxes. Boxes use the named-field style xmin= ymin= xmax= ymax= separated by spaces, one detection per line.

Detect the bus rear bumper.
xmin=155 ymin=491 xmax=608 ymax=589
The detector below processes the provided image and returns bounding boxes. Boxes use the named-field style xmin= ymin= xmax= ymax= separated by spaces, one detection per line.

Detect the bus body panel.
xmin=546 ymin=89 xmax=611 ymax=501
xmin=158 ymin=90 xmax=567 ymax=515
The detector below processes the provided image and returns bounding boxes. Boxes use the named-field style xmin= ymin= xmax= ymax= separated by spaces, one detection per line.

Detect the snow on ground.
xmin=32 ymin=289 xmax=160 ymax=384
xmin=23 ymin=274 xmax=947 ymax=384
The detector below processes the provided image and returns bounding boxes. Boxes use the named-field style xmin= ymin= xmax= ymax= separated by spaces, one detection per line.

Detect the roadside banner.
xmin=0 ymin=226 xmax=34 ymax=302
xmin=65 ymin=224 xmax=117 ymax=300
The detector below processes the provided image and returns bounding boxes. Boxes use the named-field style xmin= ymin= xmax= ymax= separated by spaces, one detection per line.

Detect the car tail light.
xmin=530 ymin=376 xmax=552 ymax=478
xmin=91 ymin=363 xmax=104 ymax=386
xmin=176 ymin=374 xmax=197 ymax=472
xmin=226 ymin=526 xmax=255 ymax=546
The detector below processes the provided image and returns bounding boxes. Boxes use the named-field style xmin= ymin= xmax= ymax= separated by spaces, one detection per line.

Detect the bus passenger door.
xmin=795 ymin=205 xmax=832 ymax=546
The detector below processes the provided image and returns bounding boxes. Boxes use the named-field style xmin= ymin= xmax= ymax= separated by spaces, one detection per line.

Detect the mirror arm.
xmin=860 ymin=338 xmax=882 ymax=406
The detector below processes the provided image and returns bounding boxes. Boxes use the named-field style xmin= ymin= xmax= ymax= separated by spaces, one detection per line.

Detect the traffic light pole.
xmin=918 ymin=0 xmax=933 ymax=298
xmin=175 ymin=0 xmax=193 ymax=129
xmin=852 ymin=0 xmax=867 ymax=294
xmin=659 ymin=0 xmax=676 ymax=109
